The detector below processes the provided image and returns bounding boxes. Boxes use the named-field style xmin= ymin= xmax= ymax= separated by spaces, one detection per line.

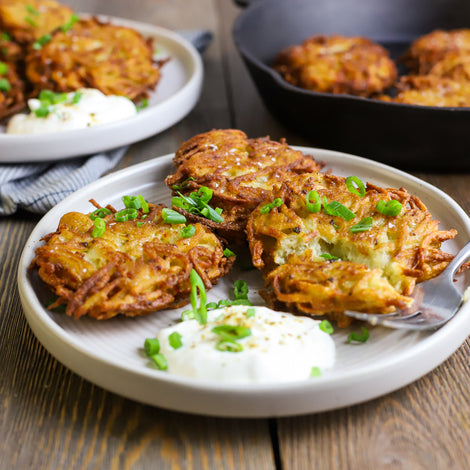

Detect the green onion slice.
xmin=91 ymin=218 xmax=106 ymax=238
xmin=72 ymin=91 xmax=82 ymax=104
xmin=260 ymin=198 xmax=283 ymax=214
xmin=319 ymin=319 xmax=334 ymax=334
xmin=376 ymin=199 xmax=402 ymax=217
xmin=181 ymin=309 xmax=195 ymax=321
xmin=168 ymin=332 xmax=183 ymax=349
xmin=115 ymin=208 xmax=138 ymax=222
xmin=310 ymin=367 xmax=322 ymax=378
xmin=347 ymin=326 xmax=370 ymax=343
xmin=89 ymin=207 xmax=111 ymax=220
xmin=216 ymin=340 xmax=243 ymax=353
xmin=180 ymin=224 xmax=196 ymax=238
xmin=190 ymin=269 xmax=207 ymax=325
xmin=212 ymin=324 xmax=252 ymax=342
xmin=150 ymin=353 xmax=168 ymax=370
xmin=0 ymin=78 xmax=11 ymax=92
xmin=61 ymin=13 xmax=79 ymax=32
xmin=34 ymin=106 xmax=49 ymax=117
xmin=246 ymin=308 xmax=255 ymax=318
xmin=136 ymin=98 xmax=148 ymax=111
xmin=0 ymin=32 xmax=11 ymax=41
xmin=322 ymin=198 xmax=356 ymax=221
xmin=349 ymin=216 xmax=374 ymax=233
xmin=144 ymin=338 xmax=160 ymax=356
xmin=26 ymin=4 xmax=40 ymax=16
xmin=0 ymin=62 xmax=8 ymax=75
xmin=306 ymin=190 xmax=321 ymax=213
xmin=346 ymin=176 xmax=366 ymax=197
xmin=223 ymin=248 xmax=236 ymax=258
xmin=233 ymin=280 xmax=249 ymax=300
xmin=32 ymin=33 xmax=51 ymax=50
xmin=25 ymin=16 xmax=38 ymax=27
xmin=162 ymin=208 xmax=186 ymax=224
xmin=206 ymin=302 xmax=218 ymax=310
xmin=138 ymin=195 xmax=149 ymax=213
xmin=171 ymin=177 xmax=195 ymax=191
xmin=319 ymin=253 xmax=338 ymax=261
xmin=172 ymin=187 xmax=224 ymax=223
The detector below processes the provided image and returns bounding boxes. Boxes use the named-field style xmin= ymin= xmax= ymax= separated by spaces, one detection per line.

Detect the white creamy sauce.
xmin=157 ymin=305 xmax=336 ymax=384
xmin=6 ymin=88 xmax=136 ymax=134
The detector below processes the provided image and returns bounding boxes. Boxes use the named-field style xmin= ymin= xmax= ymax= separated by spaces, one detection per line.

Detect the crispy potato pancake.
xmin=0 ymin=59 xmax=25 ymax=119
xmin=25 ymin=17 xmax=162 ymax=101
xmin=381 ymin=75 xmax=470 ymax=107
xmin=165 ymin=129 xmax=321 ymax=241
xmin=31 ymin=202 xmax=232 ymax=320
xmin=0 ymin=0 xmax=74 ymax=44
xmin=246 ymin=172 xmax=457 ymax=326
xmin=403 ymin=29 xmax=470 ymax=74
xmin=273 ymin=35 xmax=397 ymax=97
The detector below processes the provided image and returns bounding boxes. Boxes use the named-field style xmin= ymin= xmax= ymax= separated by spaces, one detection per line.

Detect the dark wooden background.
xmin=1 ymin=1 xmax=469 ymax=468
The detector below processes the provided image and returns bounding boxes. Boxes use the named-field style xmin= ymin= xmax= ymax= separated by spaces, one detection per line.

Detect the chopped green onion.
xmin=115 ymin=208 xmax=138 ymax=222
xmin=32 ymin=33 xmax=51 ymax=50
xmin=181 ymin=309 xmax=195 ymax=321
xmin=34 ymin=106 xmax=49 ymax=117
xmin=38 ymin=90 xmax=68 ymax=105
xmin=223 ymin=248 xmax=236 ymax=258
xmin=0 ymin=77 xmax=10 ymax=91
xmin=162 ymin=208 xmax=186 ymax=224
xmin=349 ymin=216 xmax=374 ymax=233
xmin=260 ymin=198 xmax=283 ymax=214
xmin=319 ymin=319 xmax=334 ymax=334
xmin=172 ymin=187 xmax=224 ymax=223
xmin=72 ymin=91 xmax=82 ymax=104
xmin=137 ymin=195 xmax=149 ymax=213
xmin=26 ymin=4 xmax=40 ymax=16
xmin=61 ymin=13 xmax=79 ymax=32
xmin=347 ymin=326 xmax=370 ymax=343
xmin=233 ymin=280 xmax=249 ymax=300
xmin=136 ymin=222 xmax=144 ymax=228
xmin=171 ymin=177 xmax=195 ymax=191
xmin=168 ymin=332 xmax=183 ymax=349
xmin=228 ymin=299 xmax=253 ymax=306
xmin=180 ymin=224 xmax=196 ymax=238
xmin=216 ymin=340 xmax=243 ymax=352
xmin=91 ymin=218 xmax=106 ymax=238
xmin=306 ymin=190 xmax=321 ymax=213
xmin=89 ymin=207 xmax=111 ymax=220
xmin=246 ymin=308 xmax=255 ymax=318
xmin=376 ymin=199 xmax=402 ymax=217
xmin=0 ymin=32 xmax=11 ymax=41
xmin=150 ymin=353 xmax=168 ymax=370
xmin=212 ymin=324 xmax=251 ymax=341
xmin=346 ymin=176 xmax=366 ymax=197
xmin=319 ymin=253 xmax=338 ymax=261
xmin=24 ymin=16 xmax=38 ymax=27
xmin=206 ymin=302 xmax=218 ymax=310
xmin=0 ymin=62 xmax=8 ymax=75
xmin=144 ymin=338 xmax=160 ymax=356
xmin=310 ymin=367 xmax=322 ymax=378
xmin=322 ymin=198 xmax=356 ymax=221
xmin=217 ymin=299 xmax=231 ymax=308
xmin=190 ymin=269 xmax=207 ymax=325
xmin=136 ymin=98 xmax=148 ymax=111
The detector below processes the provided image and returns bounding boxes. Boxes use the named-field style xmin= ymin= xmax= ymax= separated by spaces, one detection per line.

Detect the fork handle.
xmin=443 ymin=240 xmax=470 ymax=278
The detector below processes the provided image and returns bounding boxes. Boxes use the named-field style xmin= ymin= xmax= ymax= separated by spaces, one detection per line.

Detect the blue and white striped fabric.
xmin=0 ymin=30 xmax=212 ymax=216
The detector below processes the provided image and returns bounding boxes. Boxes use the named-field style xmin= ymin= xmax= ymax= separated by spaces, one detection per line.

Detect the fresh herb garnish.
xmin=89 ymin=207 xmax=111 ymax=220
xmin=0 ymin=77 xmax=10 ymax=91
xmin=346 ymin=176 xmax=366 ymax=197
xmin=168 ymin=331 xmax=183 ymax=349
xmin=376 ymin=200 xmax=402 ymax=217
xmin=172 ymin=186 xmax=224 ymax=223
xmin=349 ymin=216 xmax=374 ymax=233
xmin=136 ymin=98 xmax=148 ymax=111
xmin=189 ymin=269 xmax=207 ymax=325
xmin=223 ymin=248 xmax=236 ymax=258
xmin=260 ymin=198 xmax=283 ymax=214
xmin=305 ymin=190 xmax=321 ymax=213
xmin=310 ymin=366 xmax=322 ymax=378
xmin=347 ymin=326 xmax=370 ymax=343
xmin=322 ymin=197 xmax=356 ymax=221
xmin=32 ymin=33 xmax=51 ymax=50
xmin=115 ymin=208 xmax=138 ymax=222
xmin=319 ymin=319 xmax=334 ymax=334
xmin=180 ymin=224 xmax=196 ymax=238
xmin=0 ymin=62 xmax=8 ymax=75
xmin=162 ymin=208 xmax=187 ymax=224
xmin=319 ymin=253 xmax=338 ymax=261
xmin=61 ymin=13 xmax=79 ymax=32
xmin=91 ymin=218 xmax=106 ymax=238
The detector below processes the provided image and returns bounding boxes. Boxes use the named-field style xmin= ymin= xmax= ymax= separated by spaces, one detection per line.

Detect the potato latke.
xmin=273 ymin=35 xmax=397 ymax=97
xmin=31 ymin=202 xmax=232 ymax=320
xmin=165 ymin=129 xmax=321 ymax=241
xmin=25 ymin=17 xmax=162 ymax=101
xmin=246 ymin=172 xmax=457 ymax=326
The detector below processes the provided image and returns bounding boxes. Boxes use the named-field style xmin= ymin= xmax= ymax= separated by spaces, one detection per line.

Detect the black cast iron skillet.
xmin=233 ymin=0 xmax=470 ymax=170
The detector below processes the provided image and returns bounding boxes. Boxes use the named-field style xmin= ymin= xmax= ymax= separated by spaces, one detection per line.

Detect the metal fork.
xmin=345 ymin=241 xmax=470 ymax=330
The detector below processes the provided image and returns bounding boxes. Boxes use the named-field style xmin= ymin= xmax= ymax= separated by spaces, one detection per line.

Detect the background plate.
xmin=18 ymin=148 xmax=470 ymax=417
xmin=0 ymin=15 xmax=203 ymax=162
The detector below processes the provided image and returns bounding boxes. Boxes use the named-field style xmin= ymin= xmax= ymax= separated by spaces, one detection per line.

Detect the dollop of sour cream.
xmin=7 ymin=88 xmax=137 ymax=134
xmin=157 ymin=306 xmax=336 ymax=384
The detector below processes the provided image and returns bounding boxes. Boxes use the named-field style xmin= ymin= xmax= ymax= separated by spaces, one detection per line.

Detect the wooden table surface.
xmin=1 ymin=1 xmax=470 ymax=468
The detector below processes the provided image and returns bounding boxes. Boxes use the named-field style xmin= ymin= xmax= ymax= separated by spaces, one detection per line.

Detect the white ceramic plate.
xmin=18 ymin=148 xmax=470 ymax=417
xmin=0 ymin=15 xmax=203 ymax=162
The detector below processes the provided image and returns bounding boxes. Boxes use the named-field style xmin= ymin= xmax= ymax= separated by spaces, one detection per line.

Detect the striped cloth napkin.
xmin=0 ymin=30 xmax=212 ymax=216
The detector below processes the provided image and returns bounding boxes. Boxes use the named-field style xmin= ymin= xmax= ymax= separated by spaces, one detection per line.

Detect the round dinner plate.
xmin=18 ymin=148 xmax=470 ymax=418
xmin=0 ymin=15 xmax=203 ymax=162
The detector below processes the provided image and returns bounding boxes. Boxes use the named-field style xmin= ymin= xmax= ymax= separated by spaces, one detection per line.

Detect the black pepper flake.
xmin=292 ymin=226 xmax=301 ymax=233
